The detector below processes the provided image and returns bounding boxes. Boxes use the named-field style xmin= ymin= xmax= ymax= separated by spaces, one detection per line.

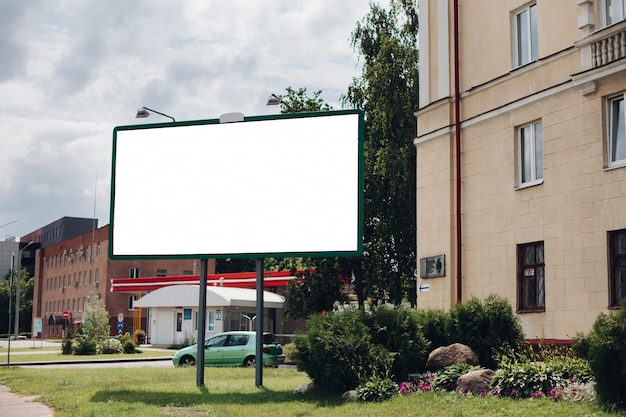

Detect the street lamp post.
xmin=266 ymin=94 xmax=295 ymax=112
xmin=7 ymin=253 xmax=15 ymax=366
xmin=135 ymin=106 xmax=176 ymax=122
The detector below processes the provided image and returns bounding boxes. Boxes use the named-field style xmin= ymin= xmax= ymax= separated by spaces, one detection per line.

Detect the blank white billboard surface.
xmin=110 ymin=110 xmax=363 ymax=259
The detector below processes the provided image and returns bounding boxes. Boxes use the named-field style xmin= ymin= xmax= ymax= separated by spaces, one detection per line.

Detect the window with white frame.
xmin=608 ymin=94 xmax=626 ymax=166
xmin=514 ymin=3 xmax=538 ymax=67
xmin=603 ymin=0 xmax=626 ymax=27
xmin=518 ymin=121 xmax=543 ymax=186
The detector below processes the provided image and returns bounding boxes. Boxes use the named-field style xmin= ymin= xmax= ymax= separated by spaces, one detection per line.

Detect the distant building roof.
xmin=134 ymin=285 xmax=285 ymax=309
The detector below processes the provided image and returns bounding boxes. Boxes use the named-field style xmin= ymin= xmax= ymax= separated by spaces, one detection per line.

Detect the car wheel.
xmin=243 ymin=356 xmax=256 ymax=368
xmin=179 ymin=355 xmax=195 ymax=367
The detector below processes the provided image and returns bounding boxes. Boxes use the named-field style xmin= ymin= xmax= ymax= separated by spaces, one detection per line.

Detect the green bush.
xmin=123 ymin=339 xmax=138 ymax=354
xmin=491 ymin=361 xmax=565 ymax=398
xmin=573 ymin=305 xmax=626 ymax=409
xmin=431 ymin=363 xmax=479 ymax=392
xmin=357 ymin=374 xmax=399 ymax=402
xmin=364 ymin=305 xmax=430 ymax=381
xmin=98 ymin=338 xmax=123 ymax=354
xmin=293 ymin=308 xmax=393 ymax=393
xmin=448 ymin=294 xmax=524 ymax=369
xmin=62 ymin=327 xmax=74 ymax=355
xmin=73 ymin=334 xmax=97 ymax=355
xmin=281 ymin=343 xmax=297 ymax=362
xmin=414 ymin=307 xmax=450 ymax=352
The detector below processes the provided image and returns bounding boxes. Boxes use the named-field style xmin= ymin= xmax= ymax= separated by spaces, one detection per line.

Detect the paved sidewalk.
xmin=0 ymin=386 xmax=55 ymax=417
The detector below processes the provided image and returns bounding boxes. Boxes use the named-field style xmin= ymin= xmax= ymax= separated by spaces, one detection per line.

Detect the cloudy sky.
xmin=0 ymin=0 xmax=379 ymax=240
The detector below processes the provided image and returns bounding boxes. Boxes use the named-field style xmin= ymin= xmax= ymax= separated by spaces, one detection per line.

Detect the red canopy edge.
xmin=110 ymin=270 xmax=303 ymax=293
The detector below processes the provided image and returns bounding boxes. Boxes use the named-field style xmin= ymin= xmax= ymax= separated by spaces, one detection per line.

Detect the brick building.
xmin=32 ymin=224 xmax=211 ymax=338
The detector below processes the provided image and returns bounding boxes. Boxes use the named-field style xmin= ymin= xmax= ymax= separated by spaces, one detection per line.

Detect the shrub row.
xmin=293 ymin=294 xmax=524 ymax=393
xmin=573 ymin=303 xmax=626 ymax=410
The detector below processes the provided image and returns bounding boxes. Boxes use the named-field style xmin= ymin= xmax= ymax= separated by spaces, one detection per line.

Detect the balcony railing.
xmin=577 ymin=21 xmax=626 ymax=70
xmin=591 ymin=27 xmax=626 ymax=67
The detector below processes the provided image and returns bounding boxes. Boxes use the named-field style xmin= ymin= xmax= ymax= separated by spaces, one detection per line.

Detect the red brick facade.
xmin=32 ymin=224 xmax=215 ymax=338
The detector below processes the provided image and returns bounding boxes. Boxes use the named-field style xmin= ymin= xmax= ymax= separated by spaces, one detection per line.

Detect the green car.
xmin=172 ymin=331 xmax=285 ymax=367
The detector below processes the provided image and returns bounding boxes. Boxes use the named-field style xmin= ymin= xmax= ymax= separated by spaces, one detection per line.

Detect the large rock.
xmin=425 ymin=343 xmax=479 ymax=372
xmin=457 ymin=368 xmax=495 ymax=394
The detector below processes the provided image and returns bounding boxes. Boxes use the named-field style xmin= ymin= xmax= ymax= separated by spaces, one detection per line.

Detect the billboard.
xmin=109 ymin=110 xmax=363 ymax=259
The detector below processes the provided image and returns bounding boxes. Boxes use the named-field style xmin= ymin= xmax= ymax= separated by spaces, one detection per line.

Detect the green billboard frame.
xmin=109 ymin=109 xmax=364 ymax=260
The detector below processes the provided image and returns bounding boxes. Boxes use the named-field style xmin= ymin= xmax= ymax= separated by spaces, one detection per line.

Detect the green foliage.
xmin=414 ymin=308 xmax=451 ymax=352
xmin=82 ymin=298 xmax=111 ymax=340
xmin=343 ymin=0 xmax=419 ymax=306
xmin=123 ymin=339 xmax=138 ymax=354
xmin=431 ymin=363 xmax=479 ymax=392
xmin=364 ymin=304 xmax=430 ymax=381
xmin=73 ymin=333 xmax=97 ymax=355
xmin=98 ymin=338 xmax=123 ymax=354
xmin=573 ymin=305 xmax=626 ymax=409
xmin=285 ymin=263 xmax=348 ymax=320
xmin=492 ymin=342 xmax=593 ymax=400
xmin=62 ymin=326 xmax=74 ymax=355
xmin=357 ymin=374 xmax=399 ymax=402
xmin=0 ymin=269 xmax=33 ymax=334
xmin=120 ymin=331 xmax=139 ymax=353
xmin=73 ymin=298 xmax=110 ymax=355
xmin=293 ymin=307 xmax=393 ymax=393
xmin=133 ymin=329 xmax=146 ymax=343
xmin=277 ymin=86 xmax=333 ymax=113
xmin=491 ymin=361 xmax=565 ymax=398
xmin=282 ymin=343 xmax=297 ymax=362
xmin=448 ymin=294 xmax=524 ymax=369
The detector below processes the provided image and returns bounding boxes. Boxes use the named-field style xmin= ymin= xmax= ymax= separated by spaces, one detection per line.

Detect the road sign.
xmin=418 ymin=283 xmax=431 ymax=293
xmin=117 ymin=313 xmax=124 ymax=322
xmin=62 ymin=311 xmax=70 ymax=319
xmin=117 ymin=321 xmax=124 ymax=331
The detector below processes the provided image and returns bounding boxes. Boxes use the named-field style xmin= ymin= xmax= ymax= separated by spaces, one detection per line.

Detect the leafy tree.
xmin=274 ymin=86 xmax=333 ymax=113
xmin=284 ymin=258 xmax=349 ymax=320
xmin=0 ymin=269 xmax=33 ymax=335
xmin=81 ymin=298 xmax=111 ymax=340
xmin=343 ymin=0 xmax=419 ymax=306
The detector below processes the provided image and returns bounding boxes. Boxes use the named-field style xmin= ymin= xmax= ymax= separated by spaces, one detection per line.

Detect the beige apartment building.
xmin=415 ymin=0 xmax=626 ymax=340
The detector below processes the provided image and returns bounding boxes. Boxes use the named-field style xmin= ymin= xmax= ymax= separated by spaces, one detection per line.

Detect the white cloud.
xmin=0 ymin=0 xmax=378 ymax=238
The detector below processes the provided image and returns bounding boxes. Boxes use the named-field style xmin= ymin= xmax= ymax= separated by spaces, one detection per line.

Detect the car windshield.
xmin=262 ymin=333 xmax=277 ymax=344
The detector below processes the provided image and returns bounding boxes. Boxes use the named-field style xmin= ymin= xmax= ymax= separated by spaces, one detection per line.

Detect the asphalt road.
xmin=1 ymin=339 xmax=174 ymax=369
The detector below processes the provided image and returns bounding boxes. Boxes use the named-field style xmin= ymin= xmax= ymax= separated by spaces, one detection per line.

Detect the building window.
xmin=609 ymin=229 xmax=626 ymax=307
xmin=129 ymin=267 xmax=140 ymax=278
xmin=183 ymin=270 xmax=193 ymax=276
xmin=156 ymin=269 xmax=167 ymax=277
xmin=514 ymin=3 xmax=538 ymax=67
xmin=518 ymin=121 xmax=543 ymax=186
xmin=608 ymin=94 xmax=626 ymax=167
xmin=603 ymin=0 xmax=626 ymax=26
xmin=128 ymin=295 xmax=138 ymax=311
xmin=518 ymin=241 xmax=545 ymax=312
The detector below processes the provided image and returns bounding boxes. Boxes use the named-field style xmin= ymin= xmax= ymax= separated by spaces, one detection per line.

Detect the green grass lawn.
xmin=0 ymin=366 xmax=622 ymax=417
xmin=0 ymin=347 xmax=172 ymax=363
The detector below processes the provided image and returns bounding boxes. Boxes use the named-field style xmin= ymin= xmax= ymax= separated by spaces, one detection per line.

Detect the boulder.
xmin=341 ymin=390 xmax=358 ymax=401
xmin=457 ymin=368 xmax=495 ymax=394
xmin=293 ymin=382 xmax=316 ymax=394
xmin=425 ymin=343 xmax=479 ymax=372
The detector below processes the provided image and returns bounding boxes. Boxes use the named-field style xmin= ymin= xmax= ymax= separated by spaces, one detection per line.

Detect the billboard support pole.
xmin=196 ymin=258 xmax=208 ymax=386
xmin=255 ymin=258 xmax=264 ymax=387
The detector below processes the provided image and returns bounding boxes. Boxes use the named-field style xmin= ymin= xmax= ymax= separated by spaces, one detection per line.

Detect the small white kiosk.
xmin=135 ymin=285 xmax=285 ymax=346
